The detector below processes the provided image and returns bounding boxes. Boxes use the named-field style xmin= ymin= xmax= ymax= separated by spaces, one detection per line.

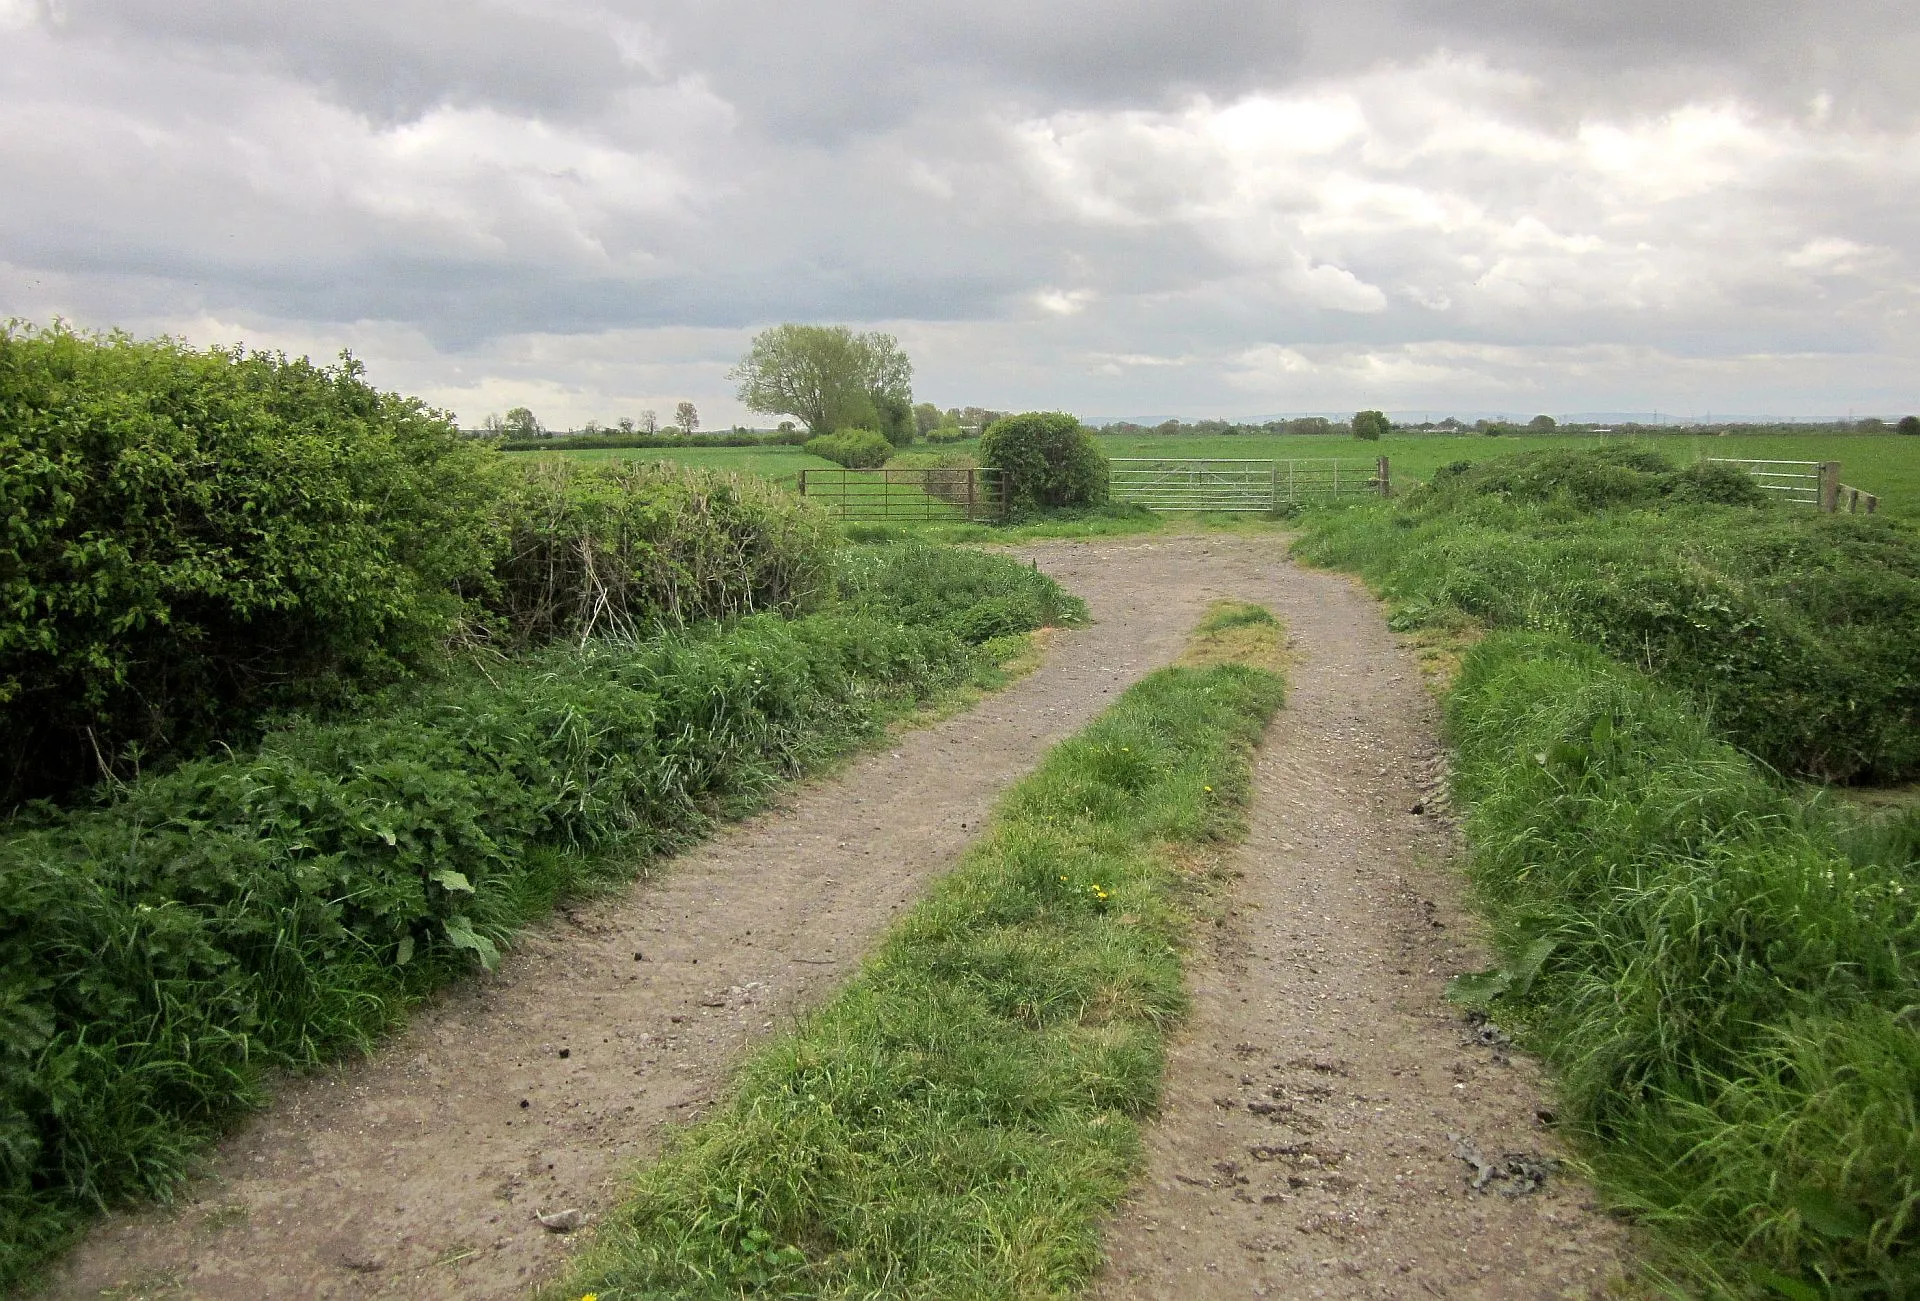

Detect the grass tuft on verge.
xmin=553 ymin=605 xmax=1287 ymax=1299
xmin=1447 ymin=633 xmax=1920 ymax=1297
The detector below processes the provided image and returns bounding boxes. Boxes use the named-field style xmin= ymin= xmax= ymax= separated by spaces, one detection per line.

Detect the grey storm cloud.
xmin=2 ymin=0 xmax=1916 ymax=422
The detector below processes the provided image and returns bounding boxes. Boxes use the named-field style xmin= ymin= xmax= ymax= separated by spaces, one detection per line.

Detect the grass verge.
xmin=552 ymin=602 xmax=1287 ymax=1299
xmin=0 ymin=549 xmax=1081 ymax=1291
xmin=1446 ymin=633 xmax=1919 ymax=1297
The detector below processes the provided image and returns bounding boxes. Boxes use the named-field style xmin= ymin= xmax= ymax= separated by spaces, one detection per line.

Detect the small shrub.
xmin=979 ymin=411 xmax=1108 ymax=511
xmin=804 ymin=428 xmax=893 ymax=469
xmin=1351 ymin=409 xmax=1389 ymax=440
xmin=1898 ymin=415 xmax=1919 ymax=437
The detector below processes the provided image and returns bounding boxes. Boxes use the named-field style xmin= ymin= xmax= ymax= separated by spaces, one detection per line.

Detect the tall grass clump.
xmin=1447 ymin=632 xmax=1919 ymax=1296
xmin=837 ymin=542 xmax=1088 ymax=643
xmin=556 ymin=606 xmax=1286 ymax=1299
xmin=1295 ymin=444 xmax=1920 ymax=782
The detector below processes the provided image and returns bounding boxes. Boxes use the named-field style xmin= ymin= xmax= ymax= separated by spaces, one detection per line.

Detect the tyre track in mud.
xmin=45 ymin=536 xmax=1271 ymax=1301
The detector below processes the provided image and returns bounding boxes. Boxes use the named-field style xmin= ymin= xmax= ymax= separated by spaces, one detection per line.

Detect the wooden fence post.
xmin=1819 ymin=461 xmax=1841 ymax=513
xmin=798 ymin=470 xmax=808 ymax=497
xmin=967 ymin=469 xmax=977 ymax=521
xmin=1377 ymin=456 xmax=1391 ymax=497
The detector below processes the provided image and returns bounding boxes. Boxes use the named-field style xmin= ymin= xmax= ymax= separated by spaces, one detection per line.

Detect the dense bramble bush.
xmin=1448 ymin=634 xmax=1920 ymax=1296
xmin=1297 ymin=446 xmax=1920 ymax=781
xmin=803 ymin=428 xmax=893 ymax=468
xmin=979 ymin=411 xmax=1109 ymax=511
xmin=0 ymin=324 xmax=500 ymax=806
xmin=493 ymin=458 xmax=835 ymax=645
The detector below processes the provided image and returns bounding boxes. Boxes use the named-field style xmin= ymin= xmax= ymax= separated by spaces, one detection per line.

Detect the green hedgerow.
xmin=979 ymin=412 xmax=1109 ymax=512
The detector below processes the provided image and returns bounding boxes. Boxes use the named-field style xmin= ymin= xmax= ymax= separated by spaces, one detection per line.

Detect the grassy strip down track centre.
xmin=555 ymin=603 xmax=1288 ymax=1299
xmin=0 ymin=543 xmax=1082 ymax=1289
xmin=1298 ymin=447 xmax=1919 ymax=1296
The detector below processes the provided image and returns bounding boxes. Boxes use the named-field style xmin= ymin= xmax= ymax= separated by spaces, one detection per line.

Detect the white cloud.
xmin=2 ymin=5 xmax=1918 ymax=419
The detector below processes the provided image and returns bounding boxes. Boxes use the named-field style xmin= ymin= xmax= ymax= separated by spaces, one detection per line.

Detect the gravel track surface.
xmin=1092 ymin=551 xmax=1630 ymax=1299
xmin=44 ymin=534 xmax=1627 ymax=1299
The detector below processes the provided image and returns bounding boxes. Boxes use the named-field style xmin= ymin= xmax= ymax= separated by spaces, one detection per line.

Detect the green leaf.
xmin=1445 ymin=969 xmax=1511 ymax=1005
xmin=1509 ymin=935 xmax=1558 ymax=996
xmin=1751 ymin=1266 xmax=1824 ymax=1301
xmin=395 ymin=934 xmax=415 ymax=966
xmin=1793 ymin=1188 xmax=1871 ymax=1241
xmin=442 ymin=915 xmax=499 ymax=970
xmin=429 ymin=868 xmax=474 ymax=893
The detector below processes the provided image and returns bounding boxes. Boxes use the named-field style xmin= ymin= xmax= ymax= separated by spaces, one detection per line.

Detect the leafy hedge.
xmin=0 ymin=323 xmax=851 ymax=808
xmin=0 ymin=324 xmax=500 ymax=807
xmin=1295 ymin=446 xmax=1920 ymax=782
xmin=803 ymin=428 xmax=893 ymax=469
xmin=1447 ymin=633 xmax=1919 ymax=1296
xmin=0 ymin=534 xmax=1084 ymax=1286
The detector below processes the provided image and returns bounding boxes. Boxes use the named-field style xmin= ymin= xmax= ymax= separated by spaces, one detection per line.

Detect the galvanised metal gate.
xmin=798 ymin=467 xmax=1011 ymax=521
xmin=1702 ymin=458 xmax=1878 ymax=513
xmin=1109 ymin=458 xmax=1388 ymax=511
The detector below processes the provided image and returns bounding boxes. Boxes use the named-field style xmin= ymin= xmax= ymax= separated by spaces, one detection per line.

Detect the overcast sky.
xmin=3 ymin=0 xmax=1917 ymax=425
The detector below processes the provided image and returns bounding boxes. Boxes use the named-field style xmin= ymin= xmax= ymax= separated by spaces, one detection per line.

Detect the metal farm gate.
xmin=1109 ymin=457 xmax=1389 ymax=512
xmin=1702 ymin=458 xmax=1878 ymax=514
xmin=798 ymin=466 xmax=1011 ymax=521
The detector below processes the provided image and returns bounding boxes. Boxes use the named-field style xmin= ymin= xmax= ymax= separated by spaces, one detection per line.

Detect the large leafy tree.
xmin=731 ymin=325 xmax=916 ymax=444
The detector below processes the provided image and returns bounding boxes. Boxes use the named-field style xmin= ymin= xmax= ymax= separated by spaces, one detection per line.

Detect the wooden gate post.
xmin=798 ymin=470 xmax=808 ymax=497
xmin=1377 ymin=456 xmax=1391 ymax=497
xmin=1818 ymin=462 xmax=1841 ymax=513
xmin=967 ymin=468 xmax=977 ymax=521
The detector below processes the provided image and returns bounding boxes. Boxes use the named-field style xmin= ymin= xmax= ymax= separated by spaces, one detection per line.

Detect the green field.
xmin=510 ymin=433 xmax=1920 ymax=517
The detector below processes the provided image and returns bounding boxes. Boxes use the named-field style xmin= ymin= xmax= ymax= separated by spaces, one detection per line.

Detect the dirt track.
xmin=44 ymin=534 xmax=1627 ymax=1299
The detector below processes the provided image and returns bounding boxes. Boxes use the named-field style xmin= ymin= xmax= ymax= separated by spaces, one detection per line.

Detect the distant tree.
xmin=1287 ymin=416 xmax=1333 ymax=436
xmin=638 ymin=409 xmax=659 ymax=435
xmin=914 ymin=401 xmax=943 ymax=438
xmin=1857 ymin=416 xmax=1887 ymax=433
xmin=1351 ymin=409 xmax=1389 ymax=440
xmin=617 ymin=417 xmax=636 ymax=435
xmin=674 ymin=401 xmax=699 ymax=435
xmin=1899 ymin=415 xmax=1920 ymax=436
xmin=731 ymin=324 xmax=915 ymax=443
xmin=502 ymin=407 xmax=543 ymax=439
xmin=480 ymin=412 xmax=506 ymax=438
xmin=1529 ymin=414 xmax=1558 ymax=431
